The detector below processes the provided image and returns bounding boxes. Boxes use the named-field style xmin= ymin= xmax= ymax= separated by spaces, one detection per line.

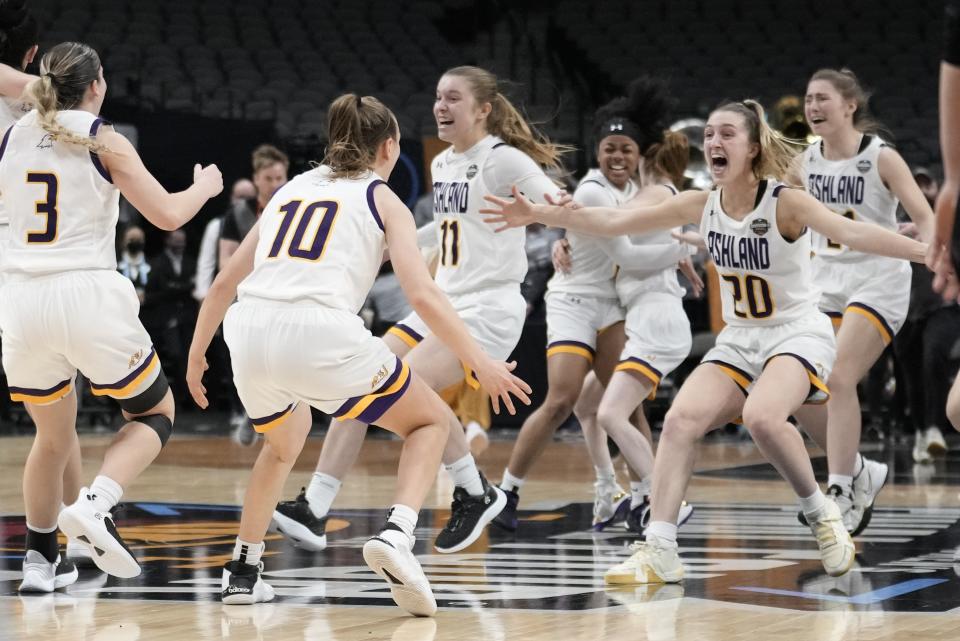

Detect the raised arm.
xmin=878 ymin=146 xmax=935 ymax=242
xmin=377 ymin=184 xmax=531 ymax=414
xmin=780 ymin=188 xmax=926 ymax=262
xmin=186 ymin=223 xmax=259 ymax=408
xmin=482 ymin=187 xmax=705 ymax=237
xmin=98 ymin=128 xmax=222 ymax=231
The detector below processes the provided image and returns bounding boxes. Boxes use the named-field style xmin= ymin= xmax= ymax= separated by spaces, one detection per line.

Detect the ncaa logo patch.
xmin=750 ymin=218 xmax=770 ymax=236
xmin=466 ymin=164 xmax=479 ymax=179
xmin=857 ymin=159 xmax=872 ymax=173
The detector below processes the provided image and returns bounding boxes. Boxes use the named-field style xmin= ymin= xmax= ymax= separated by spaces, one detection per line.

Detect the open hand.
xmin=186 ymin=352 xmax=210 ymax=409
xmin=472 ymin=358 xmax=532 ymax=415
xmin=481 ymin=185 xmax=538 ymax=232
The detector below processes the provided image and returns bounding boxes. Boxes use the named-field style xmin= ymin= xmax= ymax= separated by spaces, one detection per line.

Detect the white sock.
xmin=386 ymin=504 xmax=418 ymax=539
xmin=88 ymin=476 xmax=122 ymax=512
xmin=26 ymin=522 xmax=58 ymax=534
xmin=594 ymin=465 xmax=616 ymax=483
xmin=827 ymin=474 xmax=853 ymax=497
xmin=382 ymin=504 xmax=418 ymax=548
xmin=232 ymin=538 xmax=264 ymax=566
xmin=645 ymin=520 xmax=678 ymax=544
xmin=306 ymin=472 xmax=341 ymax=518
xmin=500 ymin=469 xmax=525 ymax=494
xmin=630 ymin=478 xmax=651 ymax=509
xmin=445 ymin=454 xmax=484 ymax=496
xmin=799 ymin=488 xmax=827 ymax=519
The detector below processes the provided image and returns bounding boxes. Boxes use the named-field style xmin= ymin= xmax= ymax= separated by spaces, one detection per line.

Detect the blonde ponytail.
xmin=26 ymin=42 xmax=109 ymax=154
xmin=322 ymin=93 xmax=398 ymax=178
xmin=648 ymin=130 xmax=689 ymax=189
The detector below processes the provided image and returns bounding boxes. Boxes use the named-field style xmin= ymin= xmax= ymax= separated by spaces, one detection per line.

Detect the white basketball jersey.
xmin=0 ymin=109 xmax=119 ymax=276
xmin=0 ymin=95 xmax=32 ymax=227
xmin=238 ymin=166 xmax=387 ymax=313
xmin=701 ymin=180 xmax=819 ymax=326
xmin=431 ymin=135 xmax=527 ymax=296
xmin=802 ymin=135 xmax=898 ymax=263
xmin=548 ymin=169 xmax=636 ymax=298
xmin=615 ymin=183 xmax=685 ymax=303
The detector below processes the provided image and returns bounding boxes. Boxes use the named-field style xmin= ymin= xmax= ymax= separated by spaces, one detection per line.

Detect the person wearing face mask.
xmin=789 ymin=69 xmax=935 ymax=537
xmin=143 ymin=230 xmax=197 ymax=406
xmin=483 ymin=99 xmax=928 ymax=584
xmin=117 ymin=226 xmax=149 ymax=304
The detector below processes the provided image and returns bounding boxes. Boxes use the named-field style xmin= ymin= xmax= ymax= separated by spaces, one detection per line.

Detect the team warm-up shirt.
xmin=238 ymin=165 xmax=387 ymax=313
xmin=802 ymin=135 xmax=898 ymax=263
xmin=0 ymin=109 xmax=119 ymax=276
xmin=431 ymin=134 xmax=559 ymax=296
xmin=701 ymin=179 xmax=819 ymax=326
xmin=547 ymin=169 xmax=637 ymax=299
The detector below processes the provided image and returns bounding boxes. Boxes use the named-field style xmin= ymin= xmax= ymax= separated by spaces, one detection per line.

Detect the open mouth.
xmin=437 ymin=119 xmax=454 ymax=127
xmin=710 ymin=155 xmax=728 ymax=169
xmin=809 ymin=117 xmax=826 ymax=125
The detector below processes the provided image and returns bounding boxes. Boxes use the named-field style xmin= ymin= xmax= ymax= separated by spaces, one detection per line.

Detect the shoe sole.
xmin=604 ymin=563 xmax=683 ymax=585
xmin=58 ymin=509 xmax=141 ymax=578
xmin=851 ymin=463 xmax=889 ymax=537
xmin=272 ymin=510 xmax=327 ymax=551
xmin=927 ymin=441 xmax=948 ymax=457
xmin=18 ymin=563 xmax=78 ymax=593
xmin=363 ymin=539 xmax=436 ymax=616
xmin=825 ymin=544 xmax=856 ymax=577
xmin=434 ymin=487 xmax=508 ymax=553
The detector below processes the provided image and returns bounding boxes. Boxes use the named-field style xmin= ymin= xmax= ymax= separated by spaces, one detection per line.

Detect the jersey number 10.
xmin=267 ymin=200 xmax=340 ymax=262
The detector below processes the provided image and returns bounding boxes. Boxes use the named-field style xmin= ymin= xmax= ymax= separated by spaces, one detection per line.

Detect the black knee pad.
xmin=132 ymin=413 xmax=173 ymax=447
xmin=118 ymin=369 xmax=169 ymax=415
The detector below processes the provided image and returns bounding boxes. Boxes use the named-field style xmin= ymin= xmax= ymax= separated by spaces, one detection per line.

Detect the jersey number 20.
xmin=26 ymin=172 xmax=59 ymax=244
xmin=721 ymin=273 xmax=774 ymax=319
xmin=267 ymin=200 xmax=339 ymax=261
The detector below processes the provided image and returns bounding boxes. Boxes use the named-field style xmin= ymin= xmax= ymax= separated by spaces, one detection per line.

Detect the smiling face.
xmin=805 ymin=78 xmax=857 ymax=138
xmin=703 ymin=110 xmax=758 ymax=184
xmin=597 ymin=134 xmax=640 ymax=189
xmin=434 ymin=73 xmax=491 ymax=147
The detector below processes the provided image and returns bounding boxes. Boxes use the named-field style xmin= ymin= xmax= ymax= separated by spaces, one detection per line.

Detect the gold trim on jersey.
xmin=9 ymin=378 xmax=73 ymax=404
xmin=845 ymin=303 xmax=893 ymax=345
xmin=251 ymin=403 xmax=296 ymax=433
xmin=546 ymin=340 xmax=595 ymax=363
xmin=614 ymin=357 xmax=661 ymax=400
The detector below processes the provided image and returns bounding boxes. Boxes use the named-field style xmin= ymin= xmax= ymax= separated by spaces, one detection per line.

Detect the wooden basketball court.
xmin=2 ymin=430 xmax=959 ymax=640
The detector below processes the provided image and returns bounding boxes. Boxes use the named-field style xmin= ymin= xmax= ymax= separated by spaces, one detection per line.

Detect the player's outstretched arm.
xmin=98 ymin=128 xmax=223 ymax=231
xmin=376 ymin=183 xmax=532 ymax=415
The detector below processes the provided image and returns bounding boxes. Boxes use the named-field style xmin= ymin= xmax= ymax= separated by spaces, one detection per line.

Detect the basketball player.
xmin=273 ymin=66 xmax=568 ymax=555
xmin=493 ymin=78 xmax=696 ymax=534
xmin=0 ymin=2 xmax=94 ymax=573
xmin=186 ymin=94 xmax=530 ymax=613
xmin=791 ymin=69 xmax=935 ymax=535
xmin=0 ymin=42 xmax=222 ymax=589
xmin=482 ymin=100 xmax=927 ymax=583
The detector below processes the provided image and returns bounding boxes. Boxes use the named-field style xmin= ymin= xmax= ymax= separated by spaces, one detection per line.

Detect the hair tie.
xmin=356 ymin=94 xmax=362 ymax=108
xmin=44 ymin=72 xmax=58 ymax=84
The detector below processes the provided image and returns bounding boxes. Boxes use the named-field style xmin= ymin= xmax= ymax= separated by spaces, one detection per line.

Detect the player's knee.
xmin=541 ymin=391 xmax=576 ymax=424
xmin=595 ymin=405 xmax=623 ymax=435
xmin=130 ymin=413 xmax=174 ymax=447
xmin=823 ymin=367 xmax=857 ymax=396
xmin=661 ymin=407 xmax=704 ymax=443
xmin=740 ymin=406 xmax=783 ymax=443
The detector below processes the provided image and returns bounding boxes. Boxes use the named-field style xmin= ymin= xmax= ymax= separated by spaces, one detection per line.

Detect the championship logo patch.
xmin=857 ymin=159 xmax=872 ymax=173
xmin=750 ymin=218 xmax=770 ymax=236
xmin=466 ymin=164 xmax=478 ymax=179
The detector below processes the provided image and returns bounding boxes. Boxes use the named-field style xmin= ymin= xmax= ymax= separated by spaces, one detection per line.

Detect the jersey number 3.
xmin=26 ymin=172 xmax=59 ymax=244
xmin=268 ymin=200 xmax=339 ymax=262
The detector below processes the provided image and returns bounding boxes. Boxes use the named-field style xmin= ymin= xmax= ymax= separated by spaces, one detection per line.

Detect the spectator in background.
xmin=117 ymin=226 xmax=150 ymax=305
xmin=896 ymin=168 xmax=958 ymax=463
xmin=219 ymin=145 xmax=289 ymax=268
xmin=143 ymin=230 xmax=198 ymax=405
xmin=194 ymin=178 xmax=256 ymax=301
